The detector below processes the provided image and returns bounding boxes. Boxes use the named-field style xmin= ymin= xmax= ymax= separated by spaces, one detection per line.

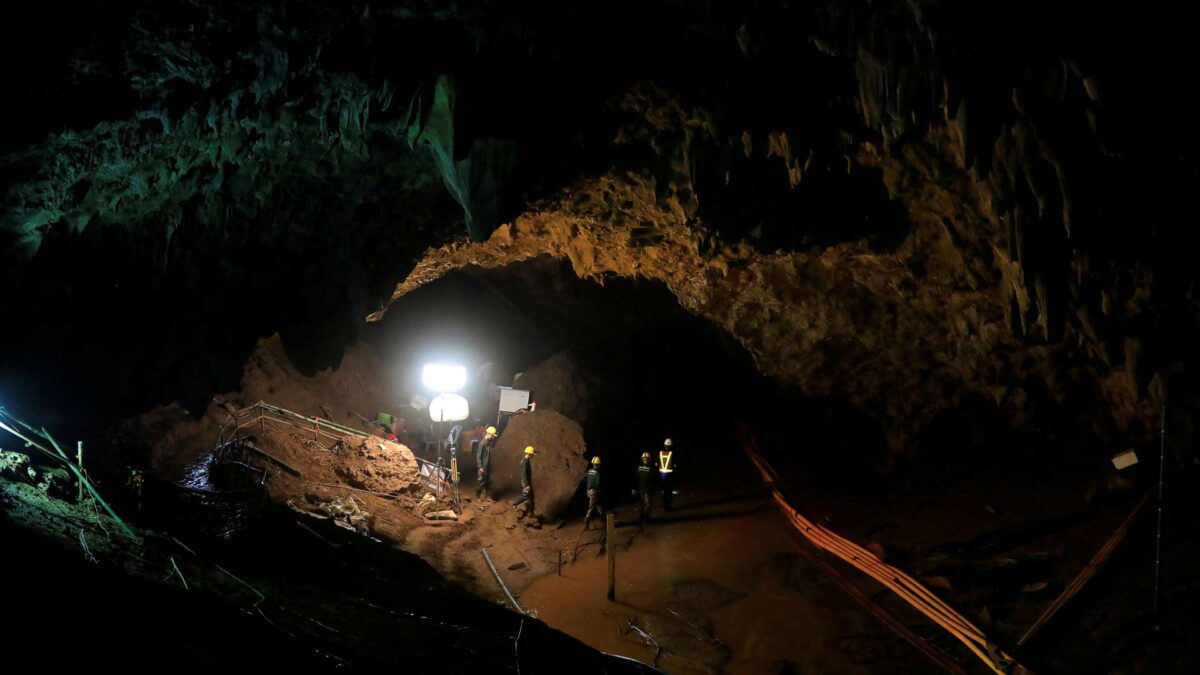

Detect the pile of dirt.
xmin=109 ymin=334 xmax=397 ymax=481
xmin=329 ymin=436 xmax=422 ymax=494
xmin=490 ymin=409 xmax=588 ymax=519
xmin=112 ymin=336 xmax=604 ymax=611
xmin=514 ymin=351 xmax=590 ymax=423
xmin=252 ymin=432 xmax=422 ymax=498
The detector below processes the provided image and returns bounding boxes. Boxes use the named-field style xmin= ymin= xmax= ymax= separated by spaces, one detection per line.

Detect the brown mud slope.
xmin=110 ymin=334 xmax=394 ymax=480
xmin=240 ymin=422 xmax=601 ymax=604
xmin=490 ymin=409 xmax=588 ymax=520
xmin=115 ymin=338 xmax=599 ymax=606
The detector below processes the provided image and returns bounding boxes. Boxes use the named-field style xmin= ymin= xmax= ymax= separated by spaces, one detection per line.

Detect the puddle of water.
xmin=181 ymin=450 xmax=215 ymax=491
xmin=519 ymin=494 xmax=925 ymax=674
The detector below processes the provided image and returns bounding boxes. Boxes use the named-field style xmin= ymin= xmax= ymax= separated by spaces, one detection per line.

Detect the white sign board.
xmin=1112 ymin=449 xmax=1139 ymax=470
xmin=498 ymin=387 xmax=531 ymax=414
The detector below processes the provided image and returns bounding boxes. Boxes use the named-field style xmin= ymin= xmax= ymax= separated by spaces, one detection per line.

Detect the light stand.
xmin=423 ymin=364 xmax=468 ymax=514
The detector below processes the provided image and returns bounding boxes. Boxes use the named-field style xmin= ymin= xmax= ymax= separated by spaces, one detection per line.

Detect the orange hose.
xmin=740 ymin=430 xmax=1015 ymax=675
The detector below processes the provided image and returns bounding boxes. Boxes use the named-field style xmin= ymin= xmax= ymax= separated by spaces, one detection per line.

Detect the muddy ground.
xmin=103 ymin=335 xmax=1197 ymax=673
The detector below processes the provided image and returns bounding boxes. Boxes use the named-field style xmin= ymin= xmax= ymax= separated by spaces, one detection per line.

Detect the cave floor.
xmin=521 ymin=489 xmax=935 ymax=675
xmin=518 ymin=448 xmax=1170 ymax=675
xmin=117 ymin=389 xmax=1186 ymax=674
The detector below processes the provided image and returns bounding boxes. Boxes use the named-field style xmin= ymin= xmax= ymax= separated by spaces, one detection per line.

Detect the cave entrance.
xmin=364 ymin=257 xmax=951 ymax=673
xmin=368 ymin=255 xmax=778 ymax=504
xmin=369 ymin=254 xmax=898 ymax=503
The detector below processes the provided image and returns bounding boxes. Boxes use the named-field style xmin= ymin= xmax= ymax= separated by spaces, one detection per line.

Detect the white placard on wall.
xmin=498 ymin=387 xmax=531 ymax=414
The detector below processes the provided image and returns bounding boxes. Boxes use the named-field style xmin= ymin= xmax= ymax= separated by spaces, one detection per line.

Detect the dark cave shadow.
xmin=663 ymin=490 xmax=772 ymax=512
xmin=614 ymin=504 xmax=770 ymax=528
xmin=927 ymin=509 xmax=1101 ymax=559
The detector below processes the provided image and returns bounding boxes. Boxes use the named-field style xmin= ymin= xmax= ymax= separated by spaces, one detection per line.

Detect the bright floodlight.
xmin=429 ymin=394 xmax=470 ymax=422
xmin=422 ymin=363 xmax=466 ymax=392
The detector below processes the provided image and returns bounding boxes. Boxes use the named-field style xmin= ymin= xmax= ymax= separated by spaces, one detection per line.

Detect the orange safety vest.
xmin=658 ymin=450 xmax=674 ymax=473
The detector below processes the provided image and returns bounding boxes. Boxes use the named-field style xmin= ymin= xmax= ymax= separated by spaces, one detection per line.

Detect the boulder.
xmin=490 ymin=409 xmax=587 ymax=519
xmin=514 ymin=352 xmax=589 ymax=423
xmin=0 ymin=450 xmax=32 ymax=481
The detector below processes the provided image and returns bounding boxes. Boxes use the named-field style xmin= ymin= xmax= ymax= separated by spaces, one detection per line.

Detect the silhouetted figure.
xmin=126 ymin=467 xmax=144 ymax=512
xmin=583 ymin=456 xmax=603 ymax=530
xmin=636 ymin=452 xmax=654 ymax=529
xmin=476 ymin=426 xmax=497 ymax=500
xmin=513 ymin=446 xmax=536 ymax=518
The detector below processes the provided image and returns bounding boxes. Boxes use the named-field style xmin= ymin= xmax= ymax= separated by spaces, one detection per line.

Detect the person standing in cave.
xmin=475 ymin=426 xmax=497 ymax=501
xmin=513 ymin=446 xmax=536 ymax=518
xmin=582 ymin=456 xmax=603 ymax=530
xmin=658 ymin=438 xmax=677 ymax=510
xmin=126 ymin=466 xmax=145 ymax=512
xmin=636 ymin=452 xmax=654 ymax=529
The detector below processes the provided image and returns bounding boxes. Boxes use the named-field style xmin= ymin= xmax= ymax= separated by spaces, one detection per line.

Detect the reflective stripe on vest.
xmin=658 ymin=450 xmax=673 ymax=473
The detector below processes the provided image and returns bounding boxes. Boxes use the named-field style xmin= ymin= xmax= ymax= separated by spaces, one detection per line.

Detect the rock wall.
xmin=3 ymin=0 xmax=1196 ymax=466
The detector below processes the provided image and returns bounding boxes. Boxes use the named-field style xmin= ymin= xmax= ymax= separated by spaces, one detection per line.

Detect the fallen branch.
xmin=169 ymin=536 xmax=197 ymax=556
xmin=215 ymin=564 xmax=266 ymax=606
xmin=307 ymin=616 xmax=341 ymax=634
xmin=1018 ymin=492 xmax=1151 ymax=648
xmin=169 ymin=556 xmax=189 ymax=591
xmin=572 ymin=539 xmax=601 ymax=563
xmin=666 ymin=608 xmax=726 ymax=648
xmin=622 ymin=616 xmax=664 ymax=667
xmin=79 ymin=530 xmax=97 ymax=564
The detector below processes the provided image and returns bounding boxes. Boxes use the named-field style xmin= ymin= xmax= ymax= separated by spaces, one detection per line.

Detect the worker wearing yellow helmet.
xmin=475 ymin=426 xmax=499 ymax=501
xmin=636 ymin=451 xmax=654 ymax=529
xmin=658 ymin=438 xmax=677 ymax=510
xmin=513 ymin=445 xmax=536 ymax=518
xmin=582 ymin=456 xmax=603 ymax=531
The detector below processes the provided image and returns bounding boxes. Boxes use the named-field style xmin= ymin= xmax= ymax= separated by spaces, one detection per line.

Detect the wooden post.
xmin=606 ymin=513 xmax=616 ymax=601
xmin=558 ymin=549 xmax=563 ymax=576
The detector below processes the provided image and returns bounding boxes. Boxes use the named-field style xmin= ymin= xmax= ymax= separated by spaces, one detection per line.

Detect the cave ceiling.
xmin=2 ymin=0 xmax=1197 ymax=460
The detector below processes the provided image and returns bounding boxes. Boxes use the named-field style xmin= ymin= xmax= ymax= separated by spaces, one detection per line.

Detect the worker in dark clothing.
xmin=583 ymin=456 xmax=603 ymax=530
xmin=126 ymin=467 xmax=145 ymax=512
xmin=475 ymin=425 xmax=497 ymax=501
xmin=513 ymin=446 xmax=536 ymax=518
xmin=658 ymin=438 xmax=677 ymax=510
xmin=636 ymin=452 xmax=654 ymax=529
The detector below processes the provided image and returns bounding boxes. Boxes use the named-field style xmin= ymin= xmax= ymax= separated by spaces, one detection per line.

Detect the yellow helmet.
xmin=641 ymin=452 xmax=651 ymax=462
xmin=591 ymin=456 xmax=601 ymax=466
xmin=486 ymin=426 xmax=497 ymax=436
xmin=524 ymin=446 xmax=535 ymax=455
